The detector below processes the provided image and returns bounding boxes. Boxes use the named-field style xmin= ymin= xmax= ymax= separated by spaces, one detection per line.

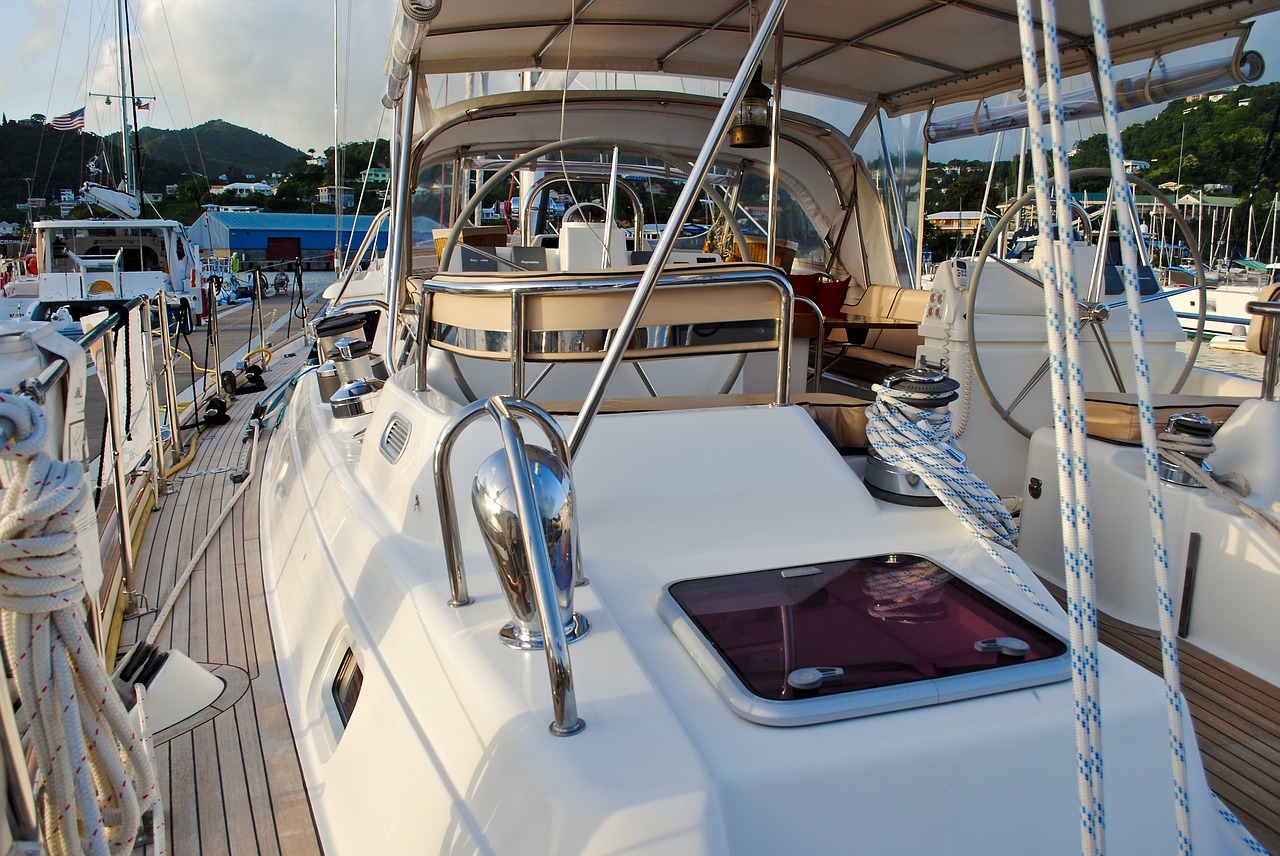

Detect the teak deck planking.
xmin=1049 ymin=584 xmax=1280 ymax=853
xmin=123 ymin=336 xmax=323 ymax=856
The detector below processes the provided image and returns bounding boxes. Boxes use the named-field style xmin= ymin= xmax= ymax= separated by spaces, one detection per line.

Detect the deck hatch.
xmin=380 ymin=413 xmax=411 ymax=462
xmin=658 ymin=553 xmax=1069 ymax=726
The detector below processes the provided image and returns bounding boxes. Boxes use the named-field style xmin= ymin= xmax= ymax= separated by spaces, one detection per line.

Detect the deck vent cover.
xmin=332 ymin=648 xmax=363 ymax=729
xmin=380 ymin=414 xmax=411 ymax=462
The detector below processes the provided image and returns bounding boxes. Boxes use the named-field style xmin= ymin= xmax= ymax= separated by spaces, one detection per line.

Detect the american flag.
xmin=50 ymin=107 xmax=85 ymax=131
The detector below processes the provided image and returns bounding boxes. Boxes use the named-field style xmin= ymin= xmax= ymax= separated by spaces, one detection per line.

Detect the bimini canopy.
xmin=392 ymin=0 xmax=1280 ymax=116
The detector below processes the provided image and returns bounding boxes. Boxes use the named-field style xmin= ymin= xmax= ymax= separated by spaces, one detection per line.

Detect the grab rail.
xmin=1247 ymin=299 xmax=1280 ymax=400
xmin=418 ymin=264 xmax=794 ymax=406
xmin=331 ymin=207 xmax=392 ymax=304
xmin=14 ymin=296 xmax=145 ymax=405
xmin=433 ymin=396 xmax=585 ymax=736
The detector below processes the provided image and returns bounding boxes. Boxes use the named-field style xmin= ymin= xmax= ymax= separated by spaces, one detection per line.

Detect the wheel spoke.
xmin=1089 ymin=321 xmax=1127 ymax=392
xmin=1006 ymin=356 xmax=1052 ymax=414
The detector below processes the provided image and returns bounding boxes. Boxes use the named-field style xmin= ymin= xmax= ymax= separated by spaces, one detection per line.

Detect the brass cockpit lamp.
xmin=728 ymin=66 xmax=772 ymax=148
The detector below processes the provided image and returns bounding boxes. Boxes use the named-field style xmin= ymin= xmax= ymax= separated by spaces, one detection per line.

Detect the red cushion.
xmin=791 ymin=274 xmax=850 ymax=318
xmin=816 ymin=277 xmax=850 ymax=317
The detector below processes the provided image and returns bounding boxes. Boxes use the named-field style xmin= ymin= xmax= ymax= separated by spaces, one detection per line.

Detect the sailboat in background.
xmin=28 ymin=0 xmax=205 ymax=325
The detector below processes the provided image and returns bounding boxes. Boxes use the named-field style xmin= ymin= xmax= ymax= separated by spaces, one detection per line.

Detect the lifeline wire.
xmin=1012 ymin=2 xmax=1105 ymax=850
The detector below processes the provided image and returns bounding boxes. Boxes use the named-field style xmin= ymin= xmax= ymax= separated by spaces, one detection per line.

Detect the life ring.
xmin=189 ymin=268 xmax=198 ymax=292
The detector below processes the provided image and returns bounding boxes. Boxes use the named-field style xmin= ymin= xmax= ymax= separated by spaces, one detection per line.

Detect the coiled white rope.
xmin=0 ymin=393 xmax=157 ymax=855
xmin=1158 ymin=434 xmax=1280 ymax=540
xmin=865 ymin=383 xmax=1051 ymax=614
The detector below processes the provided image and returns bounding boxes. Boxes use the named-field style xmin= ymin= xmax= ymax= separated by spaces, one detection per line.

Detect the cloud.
xmin=4 ymin=0 xmax=396 ymax=150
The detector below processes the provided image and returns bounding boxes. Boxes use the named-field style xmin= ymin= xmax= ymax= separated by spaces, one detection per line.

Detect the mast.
xmin=333 ymin=0 xmax=342 ymax=271
xmin=117 ymin=0 xmax=138 ymax=204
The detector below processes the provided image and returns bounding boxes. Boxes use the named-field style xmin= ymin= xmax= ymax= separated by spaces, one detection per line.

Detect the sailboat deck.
xmin=123 ymin=340 xmax=323 ymax=855
xmin=1049 ymin=587 xmax=1280 ymax=852
xmin=105 ymin=301 xmax=1277 ymax=854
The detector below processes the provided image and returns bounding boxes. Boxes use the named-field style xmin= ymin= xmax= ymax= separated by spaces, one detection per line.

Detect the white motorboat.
xmin=4 ymin=1 xmax=1280 ymax=855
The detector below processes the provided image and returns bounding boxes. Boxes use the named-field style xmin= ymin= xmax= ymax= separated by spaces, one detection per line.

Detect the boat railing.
xmin=3 ymin=292 xmax=197 ymax=639
xmin=1247 ymin=299 xmax=1280 ymax=400
xmin=330 ymin=207 xmax=392 ymax=304
xmin=432 ymin=395 xmax=585 ymax=736
xmin=2 ymin=306 xmax=194 ymax=855
xmin=414 ymin=263 xmax=794 ymax=406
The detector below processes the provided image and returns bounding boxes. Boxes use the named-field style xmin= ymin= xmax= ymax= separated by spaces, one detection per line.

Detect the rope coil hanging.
xmin=0 ymin=393 xmax=157 ymax=856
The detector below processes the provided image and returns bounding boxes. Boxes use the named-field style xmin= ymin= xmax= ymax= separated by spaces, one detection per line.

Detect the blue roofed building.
xmin=188 ymin=211 xmax=390 ymax=270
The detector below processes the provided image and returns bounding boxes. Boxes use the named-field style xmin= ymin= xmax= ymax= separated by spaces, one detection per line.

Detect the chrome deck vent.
xmin=380 ymin=414 xmax=411 ymax=462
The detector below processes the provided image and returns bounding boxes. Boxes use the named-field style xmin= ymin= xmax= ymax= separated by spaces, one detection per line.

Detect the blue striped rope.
xmin=1080 ymin=0 xmax=1196 ymax=849
xmin=1013 ymin=1 xmax=1106 ymax=850
xmin=866 ymin=385 xmax=1052 ymax=615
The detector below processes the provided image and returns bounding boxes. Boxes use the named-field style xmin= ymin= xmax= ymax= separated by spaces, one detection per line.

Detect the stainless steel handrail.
xmin=1247 ymin=299 xmax=1280 ymax=400
xmin=432 ymin=396 xmax=584 ymax=735
xmin=568 ymin=0 xmax=790 ymax=458
xmin=14 ymin=296 xmax=146 ymax=404
xmin=140 ymin=296 xmax=167 ymax=507
xmin=332 ymin=207 xmax=392 ymax=303
xmin=518 ymin=173 xmax=645 ymax=249
xmin=418 ymin=264 xmax=794 ymax=403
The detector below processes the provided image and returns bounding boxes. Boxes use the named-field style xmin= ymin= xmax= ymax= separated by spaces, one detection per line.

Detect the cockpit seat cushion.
xmin=790 ymin=273 xmax=851 ymax=319
xmin=1246 ymin=282 xmax=1280 ymax=356
xmin=537 ymin=391 xmax=873 ymax=449
xmin=1083 ymin=391 xmax=1248 ymax=445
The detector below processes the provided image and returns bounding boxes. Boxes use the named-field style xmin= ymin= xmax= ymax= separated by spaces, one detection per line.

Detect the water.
xmin=1178 ymin=339 xmax=1264 ymax=381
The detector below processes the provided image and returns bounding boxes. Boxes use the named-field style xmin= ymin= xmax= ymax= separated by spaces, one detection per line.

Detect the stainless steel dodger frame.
xmin=414 ymin=263 xmax=795 ymax=408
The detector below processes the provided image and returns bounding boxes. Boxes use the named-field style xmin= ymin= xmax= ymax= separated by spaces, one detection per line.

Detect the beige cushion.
xmin=1084 ymin=392 xmax=1247 ymax=444
xmin=1246 ymin=282 xmax=1280 ymax=356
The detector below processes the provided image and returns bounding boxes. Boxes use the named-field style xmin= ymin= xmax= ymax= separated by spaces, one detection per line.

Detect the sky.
xmin=5 ymin=0 xmax=400 ymax=154
xmin=5 ymin=1 xmax=1280 ymax=161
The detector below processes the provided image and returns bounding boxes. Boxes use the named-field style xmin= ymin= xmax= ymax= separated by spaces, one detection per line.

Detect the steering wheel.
xmin=561 ymin=201 xmax=609 ymax=223
xmin=438 ymin=137 xmax=749 ymax=270
xmin=965 ymin=168 xmax=1207 ymax=439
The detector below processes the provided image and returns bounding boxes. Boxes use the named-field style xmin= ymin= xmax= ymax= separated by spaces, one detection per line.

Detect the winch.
xmin=864 ymin=364 xmax=962 ymax=506
xmin=1157 ymin=411 xmax=1215 ymax=488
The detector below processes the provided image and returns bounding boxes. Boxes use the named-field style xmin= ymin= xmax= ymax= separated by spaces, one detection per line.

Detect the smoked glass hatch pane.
xmin=667 ymin=555 xmax=1066 ymax=701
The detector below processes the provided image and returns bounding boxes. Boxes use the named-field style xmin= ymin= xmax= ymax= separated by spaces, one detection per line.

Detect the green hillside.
xmin=1069 ymin=81 xmax=1280 ymax=199
xmin=0 ymin=116 xmax=310 ymax=225
xmin=130 ymin=119 xmax=306 ymax=181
